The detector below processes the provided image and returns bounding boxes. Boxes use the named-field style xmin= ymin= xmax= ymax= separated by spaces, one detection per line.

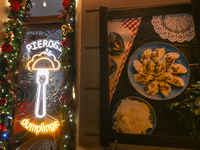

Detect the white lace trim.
xmin=151 ymin=13 xmax=195 ymax=43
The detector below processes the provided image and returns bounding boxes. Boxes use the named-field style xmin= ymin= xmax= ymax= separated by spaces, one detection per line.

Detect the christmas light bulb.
xmin=72 ymin=86 xmax=75 ymax=99
xmin=3 ymin=133 xmax=7 ymax=138
xmin=43 ymin=1 xmax=47 ymax=7
xmin=7 ymin=116 xmax=12 ymax=119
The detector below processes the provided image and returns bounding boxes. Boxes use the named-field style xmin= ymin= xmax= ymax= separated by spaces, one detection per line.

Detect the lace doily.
xmin=151 ymin=13 xmax=195 ymax=42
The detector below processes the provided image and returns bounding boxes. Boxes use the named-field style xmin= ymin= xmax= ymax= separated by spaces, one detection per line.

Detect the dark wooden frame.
xmin=23 ymin=15 xmax=62 ymax=31
xmin=12 ymin=15 xmax=62 ymax=149
xmin=100 ymin=0 xmax=200 ymax=149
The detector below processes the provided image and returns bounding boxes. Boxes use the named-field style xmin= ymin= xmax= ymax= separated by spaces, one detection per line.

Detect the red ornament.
xmin=64 ymin=98 xmax=69 ymax=103
xmin=21 ymin=82 xmax=27 ymax=89
xmin=0 ymin=98 xmax=7 ymax=107
xmin=59 ymin=92 xmax=67 ymax=103
xmin=59 ymin=92 xmax=74 ymax=111
xmin=62 ymin=37 xmax=72 ymax=47
xmin=0 ymin=124 xmax=6 ymax=135
xmin=35 ymin=34 xmax=44 ymax=39
xmin=26 ymin=37 xmax=31 ymax=44
xmin=62 ymin=0 xmax=71 ymax=8
xmin=5 ymin=66 xmax=13 ymax=83
xmin=1 ymin=43 xmax=13 ymax=53
xmin=10 ymin=1 xmax=21 ymax=12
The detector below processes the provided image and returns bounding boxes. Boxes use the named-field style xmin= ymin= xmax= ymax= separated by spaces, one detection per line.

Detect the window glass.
xmin=15 ymin=30 xmax=63 ymax=144
xmin=30 ymin=0 xmax=63 ymax=16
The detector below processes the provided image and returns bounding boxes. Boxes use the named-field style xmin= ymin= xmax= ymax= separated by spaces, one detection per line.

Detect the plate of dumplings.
xmin=127 ymin=42 xmax=190 ymax=100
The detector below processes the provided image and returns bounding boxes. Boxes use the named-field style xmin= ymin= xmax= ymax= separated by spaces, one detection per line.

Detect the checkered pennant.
xmin=109 ymin=17 xmax=142 ymax=103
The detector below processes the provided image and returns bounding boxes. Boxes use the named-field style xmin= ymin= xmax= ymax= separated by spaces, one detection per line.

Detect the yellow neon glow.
xmin=27 ymin=52 xmax=61 ymax=71
xmin=26 ymin=52 xmax=61 ymax=118
xmin=32 ymin=57 xmax=55 ymax=70
xmin=20 ymin=119 xmax=60 ymax=135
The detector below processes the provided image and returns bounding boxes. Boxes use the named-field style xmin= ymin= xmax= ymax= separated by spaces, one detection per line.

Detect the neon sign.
xmin=27 ymin=52 xmax=61 ymax=118
xmin=27 ymin=52 xmax=61 ymax=71
xmin=20 ymin=119 xmax=60 ymax=135
xmin=20 ymin=38 xmax=62 ymax=135
xmin=26 ymin=39 xmax=62 ymax=52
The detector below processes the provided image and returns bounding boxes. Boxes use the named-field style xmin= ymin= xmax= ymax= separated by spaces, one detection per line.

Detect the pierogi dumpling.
xmin=145 ymin=60 xmax=156 ymax=74
xmin=152 ymin=48 xmax=165 ymax=63
xmin=163 ymin=52 xmax=180 ymax=66
xmin=134 ymin=74 xmax=154 ymax=85
xmin=159 ymin=81 xmax=171 ymax=97
xmin=167 ymin=63 xmax=187 ymax=74
xmin=155 ymin=59 xmax=166 ymax=75
xmin=133 ymin=60 xmax=145 ymax=75
xmin=145 ymin=80 xmax=159 ymax=95
xmin=165 ymin=75 xmax=184 ymax=87
xmin=140 ymin=49 xmax=152 ymax=65
xmin=156 ymin=72 xmax=172 ymax=81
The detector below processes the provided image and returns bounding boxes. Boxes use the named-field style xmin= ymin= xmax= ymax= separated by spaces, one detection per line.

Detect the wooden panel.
xmin=99 ymin=6 xmax=110 ymax=147
xmin=82 ymin=48 xmax=100 ymax=87
xmin=191 ymin=0 xmax=200 ymax=71
xmin=23 ymin=15 xmax=62 ymax=31
xmin=23 ymin=15 xmax=62 ymax=25
xmin=23 ymin=23 xmax=62 ymax=31
xmin=108 ymin=3 xmax=191 ymax=19
xmin=110 ymin=133 xmax=200 ymax=149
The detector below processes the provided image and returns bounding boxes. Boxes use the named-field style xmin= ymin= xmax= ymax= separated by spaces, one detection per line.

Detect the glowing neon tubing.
xmin=27 ymin=52 xmax=61 ymax=118
xmin=35 ymin=69 xmax=49 ymax=118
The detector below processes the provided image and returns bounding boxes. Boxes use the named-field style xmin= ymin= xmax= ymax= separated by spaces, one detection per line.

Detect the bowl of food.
xmin=112 ymin=96 xmax=156 ymax=135
xmin=109 ymin=59 xmax=117 ymax=78
xmin=108 ymin=32 xmax=125 ymax=56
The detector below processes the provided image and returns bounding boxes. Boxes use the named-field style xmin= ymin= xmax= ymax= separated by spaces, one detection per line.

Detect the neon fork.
xmin=35 ymin=69 xmax=49 ymax=118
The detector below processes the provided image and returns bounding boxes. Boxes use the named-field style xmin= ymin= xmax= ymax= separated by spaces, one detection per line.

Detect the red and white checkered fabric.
xmin=109 ymin=17 xmax=142 ymax=104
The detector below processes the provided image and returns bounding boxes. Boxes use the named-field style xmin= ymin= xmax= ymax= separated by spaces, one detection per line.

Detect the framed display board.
xmin=100 ymin=0 xmax=200 ymax=149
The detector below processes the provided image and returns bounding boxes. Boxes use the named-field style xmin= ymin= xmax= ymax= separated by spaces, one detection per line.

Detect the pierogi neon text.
xmin=26 ymin=39 xmax=62 ymax=52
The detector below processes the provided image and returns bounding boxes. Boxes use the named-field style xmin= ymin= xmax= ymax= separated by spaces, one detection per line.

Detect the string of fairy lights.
xmin=0 ymin=0 xmax=76 ymax=149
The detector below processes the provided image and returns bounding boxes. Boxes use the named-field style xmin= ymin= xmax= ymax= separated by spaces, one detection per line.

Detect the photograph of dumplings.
xmin=133 ymin=47 xmax=187 ymax=97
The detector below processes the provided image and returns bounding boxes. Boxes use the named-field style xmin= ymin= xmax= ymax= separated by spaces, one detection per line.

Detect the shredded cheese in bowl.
xmin=112 ymin=98 xmax=153 ymax=134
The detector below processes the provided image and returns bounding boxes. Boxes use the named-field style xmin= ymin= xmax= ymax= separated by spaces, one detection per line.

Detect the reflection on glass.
xmin=29 ymin=0 xmax=63 ymax=17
